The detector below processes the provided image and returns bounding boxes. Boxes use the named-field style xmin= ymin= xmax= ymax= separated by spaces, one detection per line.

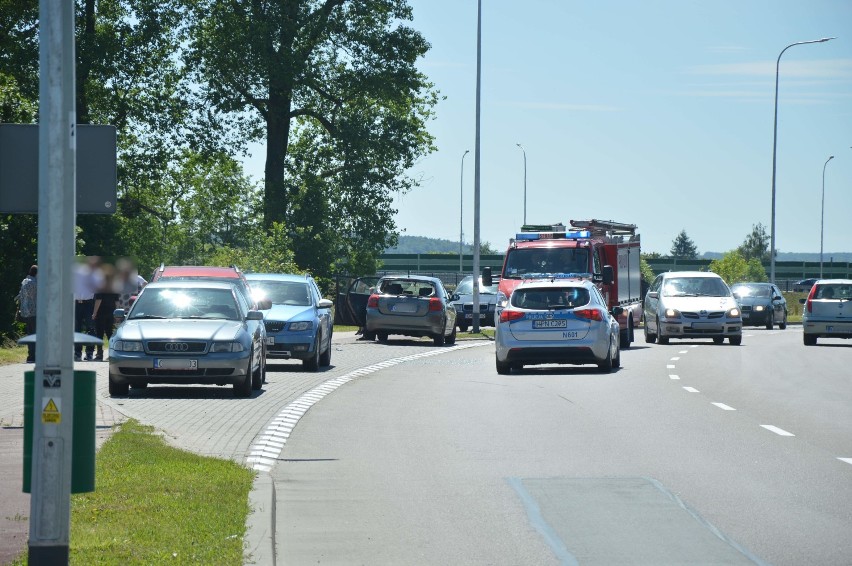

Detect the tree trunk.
xmin=264 ymin=88 xmax=292 ymax=230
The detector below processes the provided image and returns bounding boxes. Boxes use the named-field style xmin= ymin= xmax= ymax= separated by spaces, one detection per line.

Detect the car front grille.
xmin=461 ymin=304 xmax=490 ymax=313
xmin=682 ymin=311 xmax=724 ymax=319
xmin=146 ymin=341 xmax=208 ymax=354
xmin=265 ymin=321 xmax=285 ymax=333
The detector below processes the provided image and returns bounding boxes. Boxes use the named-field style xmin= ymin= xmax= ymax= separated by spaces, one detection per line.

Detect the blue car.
xmin=245 ymin=273 xmax=333 ymax=371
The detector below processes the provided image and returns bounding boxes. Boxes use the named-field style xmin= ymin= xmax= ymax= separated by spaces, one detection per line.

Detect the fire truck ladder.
xmin=570 ymin=219 xmax=637 ymax=238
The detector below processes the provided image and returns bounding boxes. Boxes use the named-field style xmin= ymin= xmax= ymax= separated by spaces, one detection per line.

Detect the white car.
xmin=800 ymin=279 xmax=852 ymax=345
xmin=495 ymin=278 xmax=622 ymax=374
xmin=643 ymin=271 xmax=742 ymax=345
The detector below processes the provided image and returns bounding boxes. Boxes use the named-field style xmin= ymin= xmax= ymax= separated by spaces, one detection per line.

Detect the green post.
xmin=24 ymin=371 xmax=96 ymax=493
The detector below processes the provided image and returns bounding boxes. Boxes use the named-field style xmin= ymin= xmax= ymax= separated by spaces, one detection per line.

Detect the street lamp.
xmin=769 ymin=37 xmax=835 ymax=284
xmin=820 ymin=155 xmax=834 ymax=277
xmin=459 ymin=149 xmax=469 ymax=273
xmin=516 ymin=143 xmax=527 ymax=225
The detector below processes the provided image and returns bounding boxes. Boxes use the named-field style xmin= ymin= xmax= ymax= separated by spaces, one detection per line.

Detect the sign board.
xmin=0 ymin=123 xmax=117 ymax=214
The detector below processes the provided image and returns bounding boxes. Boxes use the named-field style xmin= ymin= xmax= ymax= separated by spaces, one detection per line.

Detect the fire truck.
xmin=485 ymin=219 xmax=642 ymax=348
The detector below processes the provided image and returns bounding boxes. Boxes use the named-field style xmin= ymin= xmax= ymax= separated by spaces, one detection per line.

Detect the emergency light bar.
xmin=521 ymin=272 xmax=592 ymax=281
xmin=514 ymin=230 xmax=591 ymax=241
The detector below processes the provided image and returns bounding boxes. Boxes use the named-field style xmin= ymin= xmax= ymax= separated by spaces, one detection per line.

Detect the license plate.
xmin=465 ymin=313 xmax=485 ymax=319
xmin=154 ymin=358 xmax=197 ymax=370
xmin=391 ymin=303 xmax=417 ymax=313
xmin=827 ymin=326 xmax=852 ymax=333
xmin=266 ymin=337 xmax=275 ymax=345
xmin=533 ymin=319 xmax=567 ymax=329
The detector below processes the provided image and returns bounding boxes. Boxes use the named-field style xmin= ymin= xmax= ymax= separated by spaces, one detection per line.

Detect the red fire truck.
xmin=485 ymin=219 xmax=642 ymax=348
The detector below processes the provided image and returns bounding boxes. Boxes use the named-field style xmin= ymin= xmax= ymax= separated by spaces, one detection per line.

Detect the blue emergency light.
xmin=514 ymin=230 xmax=591 ymax=241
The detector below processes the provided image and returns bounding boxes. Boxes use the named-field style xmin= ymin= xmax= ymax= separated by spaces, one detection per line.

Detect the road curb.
xmin=245 ymin=471 xmax=276 ymax=565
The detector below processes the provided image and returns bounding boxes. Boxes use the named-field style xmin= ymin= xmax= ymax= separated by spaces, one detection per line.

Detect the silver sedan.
xmin=364 ymin=275 xmax=457 ymax=345
xmin=109 ymin=280 xmax=266 ymax=397
xmin=495 ymin=278 xmax=622 ymax=373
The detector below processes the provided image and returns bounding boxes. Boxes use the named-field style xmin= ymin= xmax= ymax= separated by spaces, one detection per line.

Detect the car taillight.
xmin=367 ymin=294 xmax=379 ymax=308
xmin=428 ymin=298 xmax=442 ymax=311
xmin=574 ymin=308 xmax=602 ymax=321
xmin=805 ymin=285 xmax=817 ymax=313
xmin=499 ymin=309 xmax=525 ymax=322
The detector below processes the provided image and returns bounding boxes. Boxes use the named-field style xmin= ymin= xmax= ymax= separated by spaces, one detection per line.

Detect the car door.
xmin=644 ymin=275 xmax=663 ymax=332
xmin=339 ymin=276 xmax=380 ymax=327
xmin=310 ymin=278 xmax=332 ymax=350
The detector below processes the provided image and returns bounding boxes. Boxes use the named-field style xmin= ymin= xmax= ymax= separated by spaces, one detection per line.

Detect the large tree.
xmin=670 ymin=229 xmax=698 ymax=259
xmin=185 ymin=0 xmax=439 ymax=270
xmin=737 ymin=222 xmax=770 ymax=263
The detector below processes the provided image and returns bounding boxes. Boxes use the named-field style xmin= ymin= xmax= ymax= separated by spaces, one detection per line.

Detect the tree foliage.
xmin=708 ymin=251 xmax=767 ymax=284
xmin=738 ymin=223 xmax=770 ymax=262
xmin=670 ymin=229 xmax=698 ymax=259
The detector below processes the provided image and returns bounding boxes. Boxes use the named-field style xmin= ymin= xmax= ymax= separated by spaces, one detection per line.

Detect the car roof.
xmin=814 ymin=279 xmax=852 ymax=284
xmin=244 ymin=273 xmax=309 ymax=282
xmin=732 ymin=282 xmax=772 ymax=286
xmin=660 ymin=271 xmax=721 ymax=279
xmin=515 ymin=278 xmax=594 ymax=290
xmin=379 ymin=274 xmax=443 ymax=284
xmin=155 ymin=265 xmax=243 ymax=279
xmin=143 ymin=280 xmax=238 ymax=290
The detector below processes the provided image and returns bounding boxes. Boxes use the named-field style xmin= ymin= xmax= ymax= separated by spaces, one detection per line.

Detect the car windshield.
xmin=455 ymin=277 xmax=499 ymax=295
xmin=732 ymin=284 xmax=771 ymax=298
xmin=250 ymin=281 xmax=311 ymax=306
xmin=662 ymin=277 xmax=730 ymax=297
xmin=503 ymin=248 xmax=590 ymax=279
xmin=129 ymin=288 xmax=240 ymax=320
xmin=511 ymin=287 xmax=590 ymax=310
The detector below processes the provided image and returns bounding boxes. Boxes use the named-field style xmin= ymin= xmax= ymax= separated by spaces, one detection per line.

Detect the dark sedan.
xmin=731 ymin=282 xmax=787 ymax=329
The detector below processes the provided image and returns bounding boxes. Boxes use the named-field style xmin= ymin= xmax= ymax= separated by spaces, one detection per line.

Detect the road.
xmin=2 ymin=328 xmax=851 ymax=565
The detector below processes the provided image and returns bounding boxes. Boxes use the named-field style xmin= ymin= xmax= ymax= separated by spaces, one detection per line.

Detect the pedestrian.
xmin=16 ymin=265 xmax=38 ymax=363
xmin=91 ymin=266 xmax=120 ymax=361
xmin=74 ymin=256 xmax=104 ymax=361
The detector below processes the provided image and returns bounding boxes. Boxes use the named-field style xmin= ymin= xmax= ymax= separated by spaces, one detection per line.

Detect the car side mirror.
xmin=481 ymin=267 xmax=492 ymax=287
xmin=113 ymin=308 xmax=125 ymax=322
xmin=602 ymin=265 xmax=614 ymax=285
xmin=611 ymin=306 xmax=624 ymax=317
xmin=451 ymin=293 xmax=460 ymax=302
xmin=318 ymin=298 xmax=333 ymax=309
xmin=647 ymin=291 xmax=659 ymax=299
xmin=246 ymin=310 xmax=263 ymax=320
xmin=799 ymin=298 xmax=806 ymax=304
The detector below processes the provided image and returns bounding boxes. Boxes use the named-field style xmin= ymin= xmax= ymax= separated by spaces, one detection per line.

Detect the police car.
xmin=495 ymin=277 xmax=622 ymax=374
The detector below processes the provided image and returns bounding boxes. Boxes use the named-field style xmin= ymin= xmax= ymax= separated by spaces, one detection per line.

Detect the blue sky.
xmin=247 ymin=0 xmax=852 ymax=256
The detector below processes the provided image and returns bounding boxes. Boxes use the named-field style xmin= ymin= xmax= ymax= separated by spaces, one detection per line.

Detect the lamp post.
xmin=472 ymin=0 xmax=482 ymax=333
xmin=516 ymin=143 xmax=527 ymax=225
xmin=769 ymin=37 xmax=835 ymax=284
xmin=459 ymin=149 xmax=469 ymax=273
xmin=820 ymin=155 xmax=834 ymax=277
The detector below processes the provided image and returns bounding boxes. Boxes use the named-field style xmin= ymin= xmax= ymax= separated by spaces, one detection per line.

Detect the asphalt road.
xmin=2 ymin=327 xmax=851 ymax=565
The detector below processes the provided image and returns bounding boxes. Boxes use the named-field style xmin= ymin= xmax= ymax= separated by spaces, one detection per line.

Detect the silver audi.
xmin=108 ymin=280 xmax=266 ymax=397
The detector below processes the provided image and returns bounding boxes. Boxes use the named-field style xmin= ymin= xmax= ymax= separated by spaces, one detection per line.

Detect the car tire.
xmin=598 ymin=337 xmax=614 ymax=373
xmin=644 ymin=319 xmax=657 ymax=344
xmin=803 ymin=334 xmax=817 ymax=346
xmin=766 ymin=313 xmax=773 ymax=330
xmin=303 ymin=335 xmax=320 ymax=371
xmin=458 ymin=323 xmax=469 ymax=333
xmin=713 ymin=337 xmax=725 ymax=345
xmin=234 ymin=357 xmax=253 ymax=398
xmin=729 ymin=336 xmax=742 ymax=345
xmin=620 ymin=317 xmax=633 ymax=349
xmin=496 ymin=356 xmax=511 ymax=374
xmin=363 ymin=330 xmax=376 ymax=341
xmin=779 ymin=312 xmax=787 ymax=330
xmin=612 ymin=339 xmax=621 ymax=368
xmin=109 ymin=373 xmax=129 ymax=397
xmin=377 ymin=331 xmax=389 ymax=343
xmin=445 ymin=325 xmax=457 ymax=345
xmin=658 ymin=332 xmax=669 ymax=345
xmin=433 ymin=332 xmax=446 ymax=346
xmin=251 ymin=352 xmax=263 ymax=391
xmin=319 ymin=330 xmax=332 ymax=367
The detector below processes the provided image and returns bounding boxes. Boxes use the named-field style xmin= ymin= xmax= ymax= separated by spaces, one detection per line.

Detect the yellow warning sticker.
xmin=42 ymin=398 xmax=61 ymax=424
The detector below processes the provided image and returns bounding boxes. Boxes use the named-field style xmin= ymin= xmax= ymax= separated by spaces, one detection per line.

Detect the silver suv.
xmin=643 ymin=271 xmax=742 ymax=345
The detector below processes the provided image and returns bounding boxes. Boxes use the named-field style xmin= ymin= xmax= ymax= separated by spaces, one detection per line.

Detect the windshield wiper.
xmin=130 ymin=315 xmax=168 ymax=319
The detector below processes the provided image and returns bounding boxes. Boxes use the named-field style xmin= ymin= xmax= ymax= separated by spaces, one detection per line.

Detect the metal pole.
xmin=472 ymin=0 xmax=482 ymax=333
xmin=30 ymin=1 xmax=77 ymax=563
xmin=820 ymin=155 xmax=834 ymax=277
xmin=516 ymin=143 xmax=526 ymax=225
xmin=769 ymin=37 xmax=834 ymax=284
xmin=460 ymin=149 xmax=469 ymax=273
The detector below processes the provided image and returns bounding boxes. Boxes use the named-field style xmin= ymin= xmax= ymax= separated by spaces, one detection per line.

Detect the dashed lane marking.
xmin=669 ymin=374 xmax=680 ymax=380
xmin=246 ymin=341 xmax=492 ymax=471
xmin=760 ymin=425 xmax=795 ymax=437
xmin=712 ymin=403 xmax=736 ymax=411
xmin=683 ymin=387 xmax=699 ymax=393
xmin=838 ymin=458 xmax=852 ymax=466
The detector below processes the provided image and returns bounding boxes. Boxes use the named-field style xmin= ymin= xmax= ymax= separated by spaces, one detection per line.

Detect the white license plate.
xmin=465 ymin=313 xmax=485 ymax=319
xmin=391 ymin=303 xmax=417 ymax=313
xmin=533 ymin=319 xmax=568 ymax=329
xmin=266 ymin=337 xmax=275 ymax=345
xmin=154 ymin=358 xmax=198 ymax=370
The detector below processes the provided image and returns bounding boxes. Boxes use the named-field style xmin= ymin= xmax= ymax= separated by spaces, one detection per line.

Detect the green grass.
xmin=11 ymin=420 xmax=255 ymax=565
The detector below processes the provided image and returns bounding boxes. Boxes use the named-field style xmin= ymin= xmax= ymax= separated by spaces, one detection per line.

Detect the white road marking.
xmin=246 ymin=341 xmax=492 ymax=471
xmin=670 ymin=357 xmax=680 ymax=361
xmin=666 ymin=364 xmax=675 ymax=369
xmin=669 ymin=374 xmax=680 ymax=380
xmin=691 ymin=345 xmax=699 ymax=348
xmin=838 ymin=458 xmax=852 ymax=466
xmin=679 ymin=350 xmax=688 ymax=354
xmin=761 ymin=425 xmax=795 ymax=436
xmin=712 ymin=403 xmax=736 ymax=411
xmin=683 ymin=387 xmax=700 ymax=393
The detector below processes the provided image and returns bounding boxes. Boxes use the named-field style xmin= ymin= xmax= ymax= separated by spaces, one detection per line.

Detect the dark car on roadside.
xmin=364 ymin=275 xmax=458 ymax=345
xmin=731 ymin=282 xmax=788 ymax=329
xmin=793 ymin=278 xmax=819 ymax=293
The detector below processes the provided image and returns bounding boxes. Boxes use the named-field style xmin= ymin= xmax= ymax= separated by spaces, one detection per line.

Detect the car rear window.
xmin=511 ymin=287 xmax=590 ymax=310
xmin=814 ymin=284 xmax=852 ymax=300
xmin=380 ymin=279 xmax=436 ymax=297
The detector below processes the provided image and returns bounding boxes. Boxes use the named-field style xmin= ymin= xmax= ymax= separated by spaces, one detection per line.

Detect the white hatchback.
xmin=800 ymin=279 xmax=852 ymax=345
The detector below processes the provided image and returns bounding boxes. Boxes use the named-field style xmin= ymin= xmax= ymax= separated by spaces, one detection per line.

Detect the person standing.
xmin=17 ymin=265 xmax=38 ymax=363
xmin=74 ymin=257 xmax=103 ymax=361
xmin=91 ymin=267 xmax=120 ymax=361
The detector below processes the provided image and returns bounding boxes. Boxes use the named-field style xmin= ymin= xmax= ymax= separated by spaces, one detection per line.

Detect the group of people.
xmin=15 ymin=257 xmax=147 ymax=363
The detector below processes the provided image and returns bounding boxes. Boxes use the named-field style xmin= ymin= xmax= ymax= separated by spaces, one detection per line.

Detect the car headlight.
xmin=289 ymin=321 xmax=313 ymax=331
xmin=664 ymin=308 xmax=681 ymax=319
xmin=753 ymin=305 xmax=765 ymax=312
xmin=727 ymin=307 xmax=741 ymax=318
xmin=211 ymin=342 xmax=245 ymax=353
xmin=113 ymin=340 xmax=143 ymax=352
xmin=496 ymin=292 xmax=508 ymax=308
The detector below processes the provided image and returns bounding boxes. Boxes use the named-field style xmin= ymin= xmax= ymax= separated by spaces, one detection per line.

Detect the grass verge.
xmin=11 ymin=419 xmax=255 ymax=565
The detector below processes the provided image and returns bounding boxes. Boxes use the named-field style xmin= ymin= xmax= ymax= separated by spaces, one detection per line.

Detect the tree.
xmin=185 ymin=0 xmax=439 ymax=270
xmin=670 ymin=229 xmax=698 ymax=259
xmin=708 ymin=250 xmax=767 ymax=284
xmin=738 ymin=223 xmax=770 ymax=262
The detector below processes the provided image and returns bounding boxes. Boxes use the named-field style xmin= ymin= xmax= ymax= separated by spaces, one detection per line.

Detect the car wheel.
xmin=251 ymin=350 xmax=263 ymax=391
xmin=729 ymin=336 xmax=742 ymax=345
xmin=620 ymin=317 xmax=633 ymax=349
xmin=458 ymin=323 xmax=469 ymax=333
xmin=597 ymin=337 xmax=614 ymax=373
xmin=234 ymin=356 xmax=253 ymax=397
xmin=657 ymin=324 xmax=669 ymax=345
xmin=644 ymin=318 xmax=657 ymax=344
xmin=319 ymin=330 xmax=332 ymax=367
xmin=363 ymin=330 xmax=376 ymax=341
xmin=779 ymin=312 xmax=787 ymax=330
xmin=433 ymin=332 xmax=446 ymax=346
xmin=612 ymin=338 xmax=621 ymax=368
xmin=713 ymin=337 xmax=725 ymax=345
xmin=765 ymin=312 xmax=773 ymax=330
xmin=803 ymin=334 xmax=817 ymax=346
xmin=377 ymin=331 xmax=389 ymax=343
xmin=445 ymin=325 xmax=457 ymax=345
xmin=496 ymin=356 xmax=511 ymax=374
xmin=303 ymin=335 xmax=320 ymax=371
xmin=109 ymin=374 xmax=129 ymax=396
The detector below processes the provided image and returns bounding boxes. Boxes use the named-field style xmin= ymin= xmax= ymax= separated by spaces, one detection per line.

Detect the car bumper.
xmin=366 ymin=313 xmax=446 ymax=336
xmin=496 ymin=328 xmax=611 ymax=365
xmin=740 ymin=310 xmax=772 ymax=325
xmin=108 ymin=350 xmax=250 ymax=385
xmin=658 ymin=320 xmax=742 ymax=339
xmin=803 ymin=319 xmax=852 ymax=338
xmin=265 ymin=333 xmax=316 ymax=359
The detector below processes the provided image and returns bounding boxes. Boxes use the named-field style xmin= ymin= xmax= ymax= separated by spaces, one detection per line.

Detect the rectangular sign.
xmin=0 ymin=123 xmax=117 ymax=214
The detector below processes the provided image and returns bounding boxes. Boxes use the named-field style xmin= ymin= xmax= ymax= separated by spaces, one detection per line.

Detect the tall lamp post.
xmin=820 ymin=155 xmax=834 ymax=277
xmin=459 ymin=149 xmax=469 ymax=273
xmin=769 ymin=37 xmax=835 ymax=284
xmin=516 ymin=143 xmax=527 ymax=225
